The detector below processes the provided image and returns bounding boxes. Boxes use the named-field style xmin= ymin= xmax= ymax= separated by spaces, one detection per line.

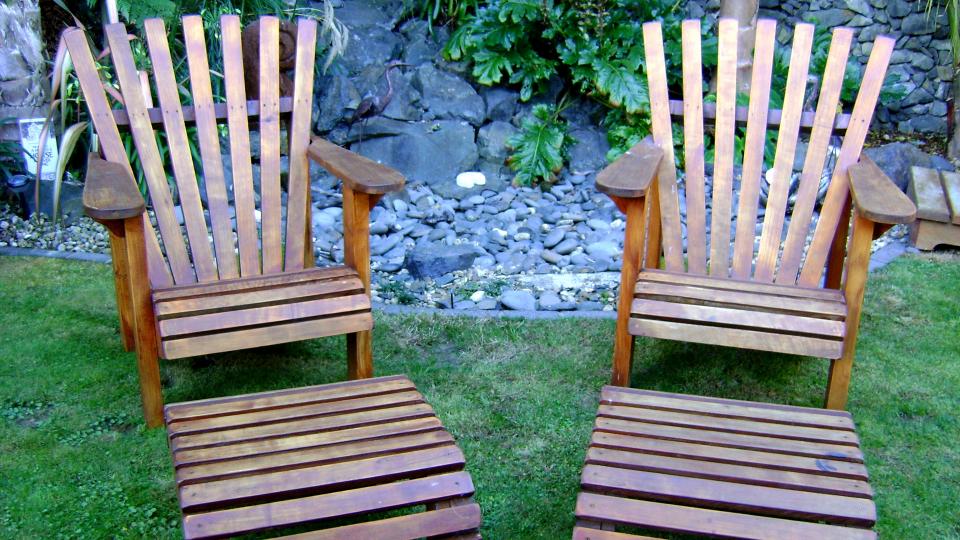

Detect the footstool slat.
xmin=585 ymin=447 xmax=873 ymax=498
xmin=574 ymin=493 xmax=877 ymax=540
xmin=164 ymin=376 xmax=416 ymax=423
xmin=274 ymin=504 xmax=483 ymax=540
xmin=597 ymin=404 xmax=860 ymax=445
xmin=595 ymin=417 xmax=865 ymax=462
xmin=171 ymin=402 xmax=436 ymax=451
xmin=572 ymin=527 xmax=660 ymax=540
xmin=176 ymin=429 xmax=456 ymax=486
xmin=173 ymin=416 xmax=445 ymax=467
xmin=576 ymin=387 xmax=877 ymax=538
xmin=590 ymin=432 xmax=869 ymax=480
xmin=182 ymin=471 xmax=476 ymax=539
xmin=166 ymin=375 xmax=480 ymax=539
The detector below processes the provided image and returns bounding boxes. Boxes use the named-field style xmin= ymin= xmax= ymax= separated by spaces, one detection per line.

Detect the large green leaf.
xmin=593 ymin=59 xmax=648 ymax=113
xmin=472 ymin=50 xmax=513 ymax=85
xmin=498 ymin=0 xmax=540 ymax=23
xmin=506 ymin=104 xmax=568 ymax=186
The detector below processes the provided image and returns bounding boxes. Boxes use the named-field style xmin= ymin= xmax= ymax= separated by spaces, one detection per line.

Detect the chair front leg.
xmin=611 ymin=195 xmax=647 ymax=387
xmin=102 ymin=220 xmax=135 ymax=352
xmin=342 ymin=185 xmax=378 ymax=379
xmin=826 ymin=213 xmax=874 ymax=410
xmin=124 ymin=214 xmax=163 ymax=427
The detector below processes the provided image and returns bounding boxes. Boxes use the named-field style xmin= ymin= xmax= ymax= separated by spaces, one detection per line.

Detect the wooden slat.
xmin=575 ymin=493 xmax=877 ymax=540
xmin=799 ymin=36 xmax=894 ymax=287
xmin=169 ymin=390 xmax=423 ymax=437
xmin=709 ymin=18 xmax=739 ymax=277
xmin=941 ymin=170 xmax=960 ymax=224
xmin=105 ymin=23 xmax=196 ymax=284
xmin=160 ymin=311 xmax=373 ymax=359
xmin=62 ymin=28 xmax=172 ymax=288
xmin=731 ymin=19 xmax=776 ymax=278
xmin=572 ymin=527 xmax=660 ymax=540
xmin=776 ymin=28 xmax=853 ymax=284
xmin=176 ymin=430 xmax=455 ymax=485
xmin=629 ymin=318 xmax=844 ymax=359
xmin=681 ymin=20 xmax=707 ymax=274
xmin=283 ymin=18 xmax=318 ymax=271
xmin=144 ymin=18 xmax=218 ymax=282
xmin=631 ymin=299 xmax=845 ymax=338
xmin=638 ymin=269 xmax=844 ymax=302
xmin=258 ymin=16 xmax=283 ymax=274
xmin=910 ymin=166 xmax=951 ymax=222
xmin=174 ymin=416 xmax=443 ymax=467
xmin=275 ymin=503 xmax=482 ymax=540
xmin=160 ymin=293 xmax=370 ymax=337
xmin=642 ymin=22 xmax=684 ymax=271
xmin=155 ymin=276 xmax=364 ymax=318
xmin=595 ymin=417 xmax=862 ymax=461
xmin=585 ymin=447 xmax=871 ymax=498
xmin=755 ymin=23 xmax=815 ymax=281
xmin=152 ymin=265 xmax=357 ymax=302
xmin=181 ymin=471 xmax=476 ymax=539
xmin=590 ymin=431 xmax=868 ymax=480
xmin=165 ymin=374 xmax=414 ymax=423
xmin=112 ymin=96 xmax=294 ymax=127
xmin=667 ymin=100 xmax=852 ymax=133
xmin=600 ymin=386 xmax=855 ymax=430
xmin=581 ymin=465 xmax=875 ymax=526
xmin=183 ymin=15 xmax=239 ymax=280
xmin=634 ymin=281 xmax=847 ymax=319
xmin=221 ymin=14 xmax=261 ymax=276
xmin=171 ymin=402 xmax=434 ymax=451
xmin=597 ymin=404 xmax=856 ymax=445
xmin=179 ymin=445 xmax=466 ymax=511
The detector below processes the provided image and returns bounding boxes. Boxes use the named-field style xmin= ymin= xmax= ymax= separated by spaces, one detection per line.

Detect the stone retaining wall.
xmin=688 ymin=0 xmax=952 ymax=134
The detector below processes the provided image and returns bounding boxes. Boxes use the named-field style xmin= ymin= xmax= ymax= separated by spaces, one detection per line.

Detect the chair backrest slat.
xmin=731 ymin=19 xmax=777 ymax=279
xmin=754 ymin=23 xmax=814 ymax=282
xmin=708 ymin=18 xmax=739 ymax=277
xmin=221 ymin=15 xmax=261 ymax=277
xmin=797 ymin=36 xmax=894 ymax=287
xmin=776 ymin=28 xmax=853 ymax=284
xmin=144 ymin=18 xmax=218 ymax=283
xmin=182 ymin=15 xmax=239 ymax=280
xmin=283 ymin=18 xmax=318 ymax=271
xmin=258 ymin=16 xmax=284 ymax=274
xmin=641 ymin=21 xmax=684 ymax=271
xmin=63 ymin=28 xmax=173 ymax=288
xmin=681 ymin=20 xmax=707 ymax=275
xmin=104 ymin=23 xmax=196 ymax=284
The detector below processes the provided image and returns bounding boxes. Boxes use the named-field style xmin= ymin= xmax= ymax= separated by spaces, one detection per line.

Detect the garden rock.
xmin=404 ymin=244 xmax=479 ymax=278
xmin=480 ymin=87 xmax=519 ymax=122
xmin=500 ymin=290 xmax=536 ymax=311
xmin=478 ymin=121 xmax=518 ymax=161
xmin=567 ymin=127 xmax=609 ymax=174
xmin=413 ymin=65 xmax=485 ymax=126
xmin=314 ymin=74 xmax=360 ymax=132
xmin=863 ymin=142 xmax=955 ymax=191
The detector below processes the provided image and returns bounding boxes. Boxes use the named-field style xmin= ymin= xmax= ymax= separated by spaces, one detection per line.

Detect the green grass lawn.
xmin=0 ymin=253 xmax=958 ymax=539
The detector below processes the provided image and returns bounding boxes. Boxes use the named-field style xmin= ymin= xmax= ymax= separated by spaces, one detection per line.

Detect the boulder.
xmin=863 ymin=142 xmax=955 ymax=191
xmin=313 ymin=74 xmax=360 ymax=132
xmin=404 ymin=244 xmax=479 ymax=278
xmin=477 ymin=121 xmax=518 ymax=161
xmin=567 ymin=127 xmax=609 ymax=174
xmin=413 ymin=65 xmax=485 ymax=126
xmin=480 ymin=87 xmax=519 ymax=122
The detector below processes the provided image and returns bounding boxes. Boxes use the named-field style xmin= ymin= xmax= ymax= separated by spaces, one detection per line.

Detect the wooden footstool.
xmin=573 ymin=386 xmax=877 ymax=539
xmin=164 ymin=375 xmax=481 ymax=539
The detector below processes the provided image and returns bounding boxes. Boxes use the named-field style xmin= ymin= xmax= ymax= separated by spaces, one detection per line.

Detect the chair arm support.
xmin=848 ymin=154 xmax=916 ymax=225
xmin=83 ymin=153 xmax=145 ymax=222
xmin=595 ymin=137 xmax=663 ymax=199
xmin=308 ymin=137 xmax=405 ymax=195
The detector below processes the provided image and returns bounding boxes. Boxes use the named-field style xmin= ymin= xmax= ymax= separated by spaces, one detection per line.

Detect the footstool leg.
xmin=346 ymin=331 xmax=373 ymax=379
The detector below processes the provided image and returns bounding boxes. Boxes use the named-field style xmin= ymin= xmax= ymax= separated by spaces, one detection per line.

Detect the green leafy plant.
xmin=506 ymin=103 xmax=574 ymax=186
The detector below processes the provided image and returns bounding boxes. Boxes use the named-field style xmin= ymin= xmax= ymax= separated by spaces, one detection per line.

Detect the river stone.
xmin=500 ymin=290 xmax=536 ymax=311
xmin=404 ymin=244 xmax=478 ymax=278
xmin=553 ymin=238 xmax=579 ymax=255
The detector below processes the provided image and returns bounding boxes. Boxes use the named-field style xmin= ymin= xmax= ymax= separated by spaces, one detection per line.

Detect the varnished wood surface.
xmin=848 ymin=156 xmax=916 ymax=224
xmin=573 ymin=386 xmax=877 ymax=539
xmin=82 ymin=154 xmax=144 ymax=221
xmin=595 ymin=138 xmax=663 ymax=199
xmin=164 ymin=376 xmax=481 ymax=539
xmin=308 ymin=138 xmax=406 ymax=195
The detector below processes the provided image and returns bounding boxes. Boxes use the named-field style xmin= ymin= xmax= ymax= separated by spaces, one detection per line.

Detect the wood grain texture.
xmin=681 ymin=20 xmax=707 ymax=274
xmin=642 ymin=22 xmax=683 ymax=271
xmin=124 ymin=215 xmax=164 ymax=427
xmin=941 ymin=170 xmax=960 ymax=224
xmin=709 ymin=18 xmax=739 ymax=277
xmin=611 ymin=196 xmax=645 ymax=386
xmin=909 ymin=166 xmax=951 ymax=223
xmin=82 ymin=154 xmax=144 ymax=220
xmin=258 ymin=16 xmax=283 ymax=274
xmin=112 ymin=97 xmax=293 ymax=127
xmin=848 ymin=156 xmax=916 ymax=224
xmin=283 ymin=18 xmax=318 ymax=271
xmin=666 ymin=100 xmax=852 ymax=133
xmin=595 ymin=138 xmax=663 ymax=199
xmin=731 ymin=19 xmax=776 ymax=279
xmin=342 ymin=185 xmax=374 ymax=379
xmin=799 ymin=35 xmax=894 ymax=287
xmin=307 ymin=138 xmax=405 ymax=194
xmin=755 ymin=23 xmax=814 ymax=282
xmin=777 ymin=28 xmax=854 ymax=285
xmin=274 ymin=504 xmax=482 ymax=540
xmin=182 ymin=15 xmax=238 ymax=280
xmin=144 ymin=18 xmax=218 ymax=282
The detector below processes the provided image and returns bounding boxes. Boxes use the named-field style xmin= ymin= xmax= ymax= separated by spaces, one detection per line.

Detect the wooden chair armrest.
xmin=595 ymin=137 xmax=663 ymax=199
xmin=849 ymin=154 xmax=916 ymax=225
xmin=308 ymin=137 xmax=405 ymax=195
xmin=83 ymin=153 xmax=145 ymax=221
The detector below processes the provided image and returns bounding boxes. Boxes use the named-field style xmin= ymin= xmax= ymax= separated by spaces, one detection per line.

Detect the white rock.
xmin=470 ymin=290 xmax=485 ymax=302
xmin=456 ymin=171 xmax=486 ymax=188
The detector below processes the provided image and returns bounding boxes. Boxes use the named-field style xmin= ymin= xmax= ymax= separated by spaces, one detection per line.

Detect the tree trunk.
xmin=719 ymin=0 xmax=759 ymax=95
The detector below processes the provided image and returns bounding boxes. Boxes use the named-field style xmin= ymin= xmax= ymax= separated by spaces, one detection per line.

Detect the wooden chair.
xmin=597 ymin=19 xmax=915 ymax=409
xmin=65 ymin=15 xmax=404 ymax=427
